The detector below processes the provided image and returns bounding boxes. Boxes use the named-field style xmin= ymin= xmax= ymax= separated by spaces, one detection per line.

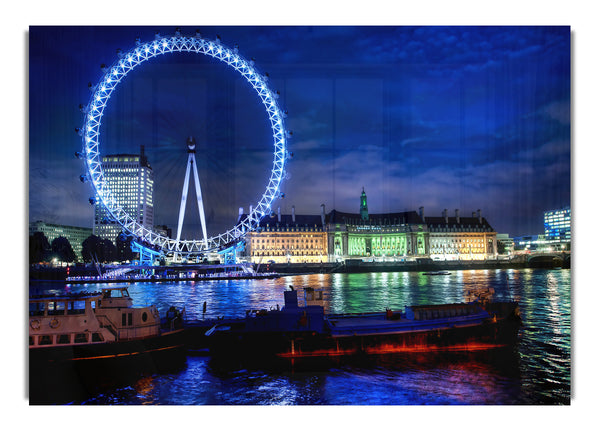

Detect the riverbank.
xmin=29 ymin=255 xmax=569 ymax=283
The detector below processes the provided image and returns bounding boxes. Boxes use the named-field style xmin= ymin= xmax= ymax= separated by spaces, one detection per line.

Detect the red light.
xmin=277 ymin=342 xmax=507 ymax=358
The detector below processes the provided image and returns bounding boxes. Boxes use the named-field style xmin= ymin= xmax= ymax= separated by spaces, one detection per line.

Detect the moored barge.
xmin=204 ymin=286 xmax=522 ymax=359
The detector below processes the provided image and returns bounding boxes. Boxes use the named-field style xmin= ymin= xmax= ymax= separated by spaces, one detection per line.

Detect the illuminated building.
xmin=326 ymin=189 xmax=497 ymax=261
xmin=244 ymin=189 xmax=498 ymax=263
xmin=326 ymin=209 xmax=427 ymax=260
xmin=496 ymin=233 xmax=515 ymax=255
xmin=513 ymin=234 xmax=547 ymax=251
xmin=245 ymin=205 xmax=328 ymax=264
xmin=544 ymin=206 xmax=571 ymax=247
xmin=94 ymin=146 xmax=154 ymax=242
xmin=29 ymin=221 xmax=92 ymax=262
xmin=425 ymin=209 xmax=496 ymax=260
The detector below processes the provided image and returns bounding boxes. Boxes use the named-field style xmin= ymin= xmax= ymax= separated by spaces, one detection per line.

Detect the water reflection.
xmin=31 ymin=268 xmax=570 ymax=404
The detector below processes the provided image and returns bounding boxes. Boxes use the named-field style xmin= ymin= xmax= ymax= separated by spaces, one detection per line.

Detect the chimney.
xmin=320 ymin=204 xmax=326 ymax=226
xmin=443 ymin=209 xmax=448 ymax=224
xmin=292 ymin=205 xmax=296 ymax=223
xmin=277 ymin=206 xmax=281 ymax=222
xmin=455 ymin=209 xmax=460 ymax=224
xmin=419 ymin=206 xmax=425 ymax=222
xmin=477 ymin=209 xmax=482 ymax=224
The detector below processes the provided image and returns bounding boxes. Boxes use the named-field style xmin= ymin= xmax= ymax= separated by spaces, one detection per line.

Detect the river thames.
xmin=29 ymin=268 xmax=570 ymax=405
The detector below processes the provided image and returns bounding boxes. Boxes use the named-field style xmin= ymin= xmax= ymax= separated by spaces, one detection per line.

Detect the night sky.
xmin=28 ymin=25 xmax=571 ymax=240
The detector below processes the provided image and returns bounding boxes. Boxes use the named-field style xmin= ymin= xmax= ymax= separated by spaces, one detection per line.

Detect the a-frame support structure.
xmin=176 ymin=137 xmax=209 ymax=256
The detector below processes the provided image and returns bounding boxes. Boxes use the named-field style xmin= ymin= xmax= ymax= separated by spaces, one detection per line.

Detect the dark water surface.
xmin=30 ymin=268 xmax=571 ymax=405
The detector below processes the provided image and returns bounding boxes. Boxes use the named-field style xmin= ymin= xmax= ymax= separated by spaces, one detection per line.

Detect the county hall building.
xmin=244 ymin=188 xmax=498 ymax=263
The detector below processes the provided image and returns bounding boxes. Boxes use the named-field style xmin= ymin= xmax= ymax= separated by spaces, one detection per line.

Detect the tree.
xmin=29 ymin=232 xmax=51 ymax=263
xmin=81 ymin=235 xmax=101 ymax=263
xmin=81 ymin=235 xmax=117 ymax=263
xmin=51 ymin=236 xmax=76 ymax=263
xmin=98 ymin=238 xmax=117 ymax=263
xmin=116 ymin=233 xmax=135 ymax=262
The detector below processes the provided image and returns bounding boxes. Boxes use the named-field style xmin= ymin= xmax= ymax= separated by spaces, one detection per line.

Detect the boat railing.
xmin=96 ymin=313 xmax=161 ymax=340
xmin=96 ymin=314 xmax=118 ymax=338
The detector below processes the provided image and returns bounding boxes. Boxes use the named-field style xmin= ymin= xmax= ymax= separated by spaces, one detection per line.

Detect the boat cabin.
xmin=29 ymin=291 xmax=112 ymax=348
xmin=29 ymin=286 xmax=163 ymax=349
xmin=303 ymin=287 xmax=324 ymax=307
xmin=99 ymin=286 xmax=134 ymax=308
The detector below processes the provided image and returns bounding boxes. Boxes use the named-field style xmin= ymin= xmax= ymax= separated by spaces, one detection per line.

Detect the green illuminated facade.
xmin=327 ymin=209 xmax=429 ymax=259
xmin=325 ymin=191 xmax=497 ymax=261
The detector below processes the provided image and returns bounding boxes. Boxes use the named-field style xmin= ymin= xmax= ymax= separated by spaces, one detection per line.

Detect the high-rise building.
xmin=94 ymin=146 xmax=154 ymax=242
xmin=544 ymin=206 xmax=571 ymax=246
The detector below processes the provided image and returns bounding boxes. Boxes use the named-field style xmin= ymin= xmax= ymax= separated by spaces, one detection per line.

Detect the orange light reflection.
xmin=277 ymin=342 xmax=507 ymax=358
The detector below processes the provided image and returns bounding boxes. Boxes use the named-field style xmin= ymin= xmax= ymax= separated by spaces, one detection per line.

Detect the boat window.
xmin=128 ymin=313 xmax=133 ymax=326
xmin=48 ymin=301 xmax=65 ymax=316
xmin=122 ymin=313 xmax=127 ymax=326
xmin=91 ymin=333 xmax=104 ymax=342
xmin=57 ymin=334 xmax=70 ymax=344
xmin=142 ymin=312 xmax=148 ymax=322
xmin=29 ymin=336 xmax=34 ymax=346
xmin=67 ymin=300 xmax=86 ymax=315
xmin=39 ymin=335 xmax=53 ymax=345
xmin=29 ymin=302 xmax=45 ymax=316
xmin=74 ymin=333 xmax=88 ymax=343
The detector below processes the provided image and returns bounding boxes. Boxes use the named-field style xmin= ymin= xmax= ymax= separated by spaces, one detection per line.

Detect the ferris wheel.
xmin=78 ymin=29 xmax=290 ymax=256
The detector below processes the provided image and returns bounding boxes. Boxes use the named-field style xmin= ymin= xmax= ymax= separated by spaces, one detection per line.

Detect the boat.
xmin=204 ymin=286 xmax=522 ymax=359
xmin=29 ymin=286 xmax=187 ymax=361
xmin=29 ymin=286 xmax=186 ymax=403
xmin=422 ymin=271 xmax=451 ymax=275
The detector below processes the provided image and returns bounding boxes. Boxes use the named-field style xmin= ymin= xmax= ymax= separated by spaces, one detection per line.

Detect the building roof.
xmin=326 ymin=209 xmax=424 ymax=225
xmin=260 ymin=214 xmax=324 ymax=227
xmin=239 ymin=209 xmax=495 ymax=231
xmin=237 ymin=213 xmax=325 ymax=229
xmin=425 ymin=215 xmax=494 ymax=230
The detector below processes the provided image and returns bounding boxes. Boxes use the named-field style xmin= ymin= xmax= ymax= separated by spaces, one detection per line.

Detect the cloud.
xmin=29 ymin=160 xmax=94 ymax=228
xmin=540 ymin=100 xmax=570 ymax=125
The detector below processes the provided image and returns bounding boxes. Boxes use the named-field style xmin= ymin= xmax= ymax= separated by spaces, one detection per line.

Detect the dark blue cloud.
xmin=29 ymin=26 xmax=570 ymax=238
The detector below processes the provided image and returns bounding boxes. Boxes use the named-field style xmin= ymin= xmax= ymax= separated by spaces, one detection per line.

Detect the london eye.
xmin=79 ymin=30 xmax=289 ymax=257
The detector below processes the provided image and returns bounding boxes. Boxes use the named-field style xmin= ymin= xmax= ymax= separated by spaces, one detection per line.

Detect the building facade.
xmin=425 ymin=209 xmax=497 ymax=260
xmin=326 ymin=209 xmax=428 ymax=260
xmin=244 ymin=190 xmax=498 ymax=263
xmin=244 ymin=206 xmax=328 ymax=264
xmin=29 ymin=221 xmax=92 ymax=262
xmin=544 ymin=206 xmax=571 ymax=247
xmin=326 ymin=206 xmax=496 ymax=261
xmin=496 ymin=233 xmax=515 ymax=255
xmin=94 ymin=146 xmax=154 ymax=242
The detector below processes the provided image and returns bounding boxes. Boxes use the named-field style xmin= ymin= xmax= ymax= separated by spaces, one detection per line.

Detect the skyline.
xmin=29 ymin=26 xmax=571 ymax=240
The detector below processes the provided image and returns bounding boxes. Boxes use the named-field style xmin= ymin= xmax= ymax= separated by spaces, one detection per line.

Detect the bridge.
xmin=526 ymin=251 xmax=570 ymax=268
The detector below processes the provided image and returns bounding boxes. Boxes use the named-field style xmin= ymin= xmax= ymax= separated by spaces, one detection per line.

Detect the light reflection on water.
xmin=31 ymin=268 xmax=570 ymax=405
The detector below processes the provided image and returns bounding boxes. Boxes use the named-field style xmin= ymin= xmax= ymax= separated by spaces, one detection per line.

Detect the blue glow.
xmin=82 ymin=33 xmax=288 ymax=256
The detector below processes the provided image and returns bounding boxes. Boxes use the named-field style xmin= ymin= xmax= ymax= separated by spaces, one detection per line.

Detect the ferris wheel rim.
xmin=81 ymin=32 xmax=288 ymax=254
